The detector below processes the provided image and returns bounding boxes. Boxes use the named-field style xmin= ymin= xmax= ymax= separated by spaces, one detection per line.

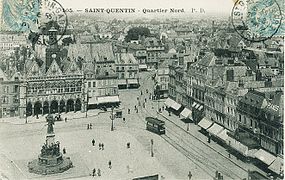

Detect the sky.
xmin=58 ymin=0 xmax=234 ymax=15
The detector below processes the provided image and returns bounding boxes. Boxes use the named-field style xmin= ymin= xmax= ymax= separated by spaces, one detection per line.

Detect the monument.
xmin=28 ymin=114 xmax=73 ymax=175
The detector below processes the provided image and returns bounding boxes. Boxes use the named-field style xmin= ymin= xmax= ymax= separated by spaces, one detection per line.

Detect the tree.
xmin=125 ymin=27 xmax=150 ymax=42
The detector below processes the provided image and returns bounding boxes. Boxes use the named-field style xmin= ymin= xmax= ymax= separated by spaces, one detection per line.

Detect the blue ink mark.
xmin=2 ymin=0 xmax=41 ymax=32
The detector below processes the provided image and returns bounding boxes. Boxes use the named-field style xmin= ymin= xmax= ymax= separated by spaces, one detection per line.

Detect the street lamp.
xmin=25 ymin=81 xmax=28 ymax=124
xmin=110 ymin=106 xmax=115 ymax=131
xmin=85 ymin=90 xmax=89 ymax=118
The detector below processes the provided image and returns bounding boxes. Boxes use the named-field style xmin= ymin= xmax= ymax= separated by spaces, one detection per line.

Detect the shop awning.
xmin=164 ymin=98 xmax=181 ymax=110
xmin=191 ymin=102 xmax=197 ymax=108
xmin=198 ymin=117 xmax=213 ymax=129
xmin=118 ymin=79 xmax=127 ymax=85
xmin=97 ymin=96 xmax=120 ymax=104
xmin=198 ymin=105 xmax=204 ymax=111
xmin=268 ymin=157 xmax=283 ymax=175
xmin=180 ymin=108 xmax=192 ymax=119
xmin=254 ymin=149 xmax=276 ymax=165
xmin=139 ymin=64 xmax=147 ymax=69
xmin=207 ymin=123 xmax=224 ymax=136
xmin=227 ymin=136 xmax=249 ymax=156
xmin=127 ymin=79 xmax=139 ymax=84
xmin=216 ymin=129 xmax=229 ymax=142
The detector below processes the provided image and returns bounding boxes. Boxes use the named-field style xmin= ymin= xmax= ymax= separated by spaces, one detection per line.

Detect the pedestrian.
xmin=63 ymin=147 xmax=66 ymax=154
xmin=123 ymin=117 xmax=126 ymax=122
xmin=127 ymin=142 xmax=130 ymax=148
xmin=146 ymin=89 xmax=148 ymax=93
xmin=102 ymin=143 xmax=104 ymax=150
xmin=97 ymin=168 xmax=101 ymax=176
xmin=92 ymin=139 xmax=95 ymax=146
xmin=208 ymin=135 xmax=211 ymax=143
xmin=87 ymin=124 xmax=90 ymax=130
xmin=188 ymin=171 xmax=192 ymax=180
xmin=169 ymin=111 xmax=171 ymax=116
xmin=65 ymin=117 xmax=67 ymax=122
xmin=137 ymin=96 xmax=139 ymax=101
xmin=228 ymin=153 xmax=231 ymax=158
xmin=141 ymin=90 xmax=143 ymax=95
xmin=127 ymin=165 xmax=130 ymax=173
xmin=92 ymin=168 xmax=96 ymax=177
xmin=99 ymin=143 xmax=102 ymax=150
xmin=145 ymin=98 xmax=147 ymax=103
xmin=128 ymin=108 xmax=130 ymax=114
xmin=134 ymin=105 xmax=137 ymax=110
xmin=108 ymin=160 xmax=112 ymax=169
xmin=89 ymin=123 xmax=92 ymax=129
xmin=143 ymin=103 xmax=145 ymax=108
xmin=136 ymin=109 xmax=138 ymax=113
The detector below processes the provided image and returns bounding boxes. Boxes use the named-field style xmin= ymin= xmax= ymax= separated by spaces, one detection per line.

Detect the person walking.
xmin=92 ymin=168 xmax=96 ymax=177
xmin=102 ymin=143 xmax=104 ymax=150
xmin=99 ymin=143 xmax=102 ymax=150
xmin=128 ymin=108 xmax=130 ymax=114
xmin=63 ymin=147 xmax=66 ymax=154
xmin=87 ymin=124 xmax=90 ymax=130
xmin=188 ymin=171 xmax=192 ymax=180
xmin=92 ymin=139 xmax=95 ymax=146
xmin=89 ymin=123 xmax=92 ymax=129
xmin=108 ymin=160 xmax=112 ymax=169
xmin=97 ymin=168 xmax=101 ymax=176
xmin=127 ymin=142 xmax=130 ymax=149
xmin=65 ymin=117 xmax=67 ymax=122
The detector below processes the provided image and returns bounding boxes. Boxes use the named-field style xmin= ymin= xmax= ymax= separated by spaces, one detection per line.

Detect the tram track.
xmin=165 ymin=128 xmax=244 ymax=179
xmin=139 ymin=94 xmax=248 ymax=179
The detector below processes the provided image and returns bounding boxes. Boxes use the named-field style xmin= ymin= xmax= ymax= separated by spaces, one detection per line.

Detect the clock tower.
xmin=45 ymin=25 xmax=61 ymax=72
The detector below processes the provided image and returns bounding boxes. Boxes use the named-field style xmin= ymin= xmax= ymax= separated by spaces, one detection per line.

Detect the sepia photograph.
xmin=0 ymin=0 xmax=284 ymax=179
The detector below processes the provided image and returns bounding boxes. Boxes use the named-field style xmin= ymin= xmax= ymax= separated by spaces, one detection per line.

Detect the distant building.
xmin=0 ymin=33 xmax=27 ymax=51
xmin=115 ymin=53 xmax=139 ymax=89
xmin=88 ymin=68 xmax=119 ymax=108
xmin=144 ymin=37 xmax=165 ymax=69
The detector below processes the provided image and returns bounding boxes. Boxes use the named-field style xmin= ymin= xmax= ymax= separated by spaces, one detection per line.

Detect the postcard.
xmin=0 ymin=0 xmax=284 ymax=179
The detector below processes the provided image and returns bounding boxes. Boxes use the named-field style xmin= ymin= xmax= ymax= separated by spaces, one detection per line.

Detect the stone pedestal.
xmin=28 ymin=114 xmax=73 ymax=175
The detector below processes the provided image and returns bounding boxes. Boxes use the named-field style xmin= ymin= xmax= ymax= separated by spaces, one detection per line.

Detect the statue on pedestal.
xmin=28 ymin=114 xmax=73 ymax=175
xmin=46 ymin=114 xmax=54 ymax=134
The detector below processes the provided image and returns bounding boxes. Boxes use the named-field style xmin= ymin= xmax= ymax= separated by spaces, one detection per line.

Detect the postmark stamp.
xmin=2 ymin=0 xmax=68 ymax=46
xmin=231 ymin=0 xmax=283 ymax=42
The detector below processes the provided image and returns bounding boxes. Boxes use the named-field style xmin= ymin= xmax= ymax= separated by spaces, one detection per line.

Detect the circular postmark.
xmin=231 ymin=0 xmax=282 ymax=42
xmin=37 ymin=0 xmax=68 ymax=45
xmin=3 ymin=0 xmax=68 ymax=46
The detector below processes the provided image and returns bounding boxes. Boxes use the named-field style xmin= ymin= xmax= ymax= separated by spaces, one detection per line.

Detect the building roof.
xmin=115 ymin=53 xmax=138 ymax=64
xmin=196 ymin=52 xmax=216 ymax=67
xmin=95 ymin=67 xmax=117 ymax=79
xmin=240 ymin=90 xmax=267 ymax=109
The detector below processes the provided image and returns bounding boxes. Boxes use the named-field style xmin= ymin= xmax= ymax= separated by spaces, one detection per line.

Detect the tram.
xmin=145 ymin=117 xmax=165 ymax=135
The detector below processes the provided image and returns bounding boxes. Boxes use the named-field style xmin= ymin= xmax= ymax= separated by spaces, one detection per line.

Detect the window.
xmin=14 ymin=85 xmax=19 ymax=93
xmin=239 ymin=114 xmax=242 ymax=122
xmin=93 ymin=82 xmax=96 ymax=87
xmin=2 ymin=96 xmax=8 ymax=103
xmin=88 ymin=82 xmax=91 ymax=88
xmin=4 ymin=86 xmax=9 ymax=93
